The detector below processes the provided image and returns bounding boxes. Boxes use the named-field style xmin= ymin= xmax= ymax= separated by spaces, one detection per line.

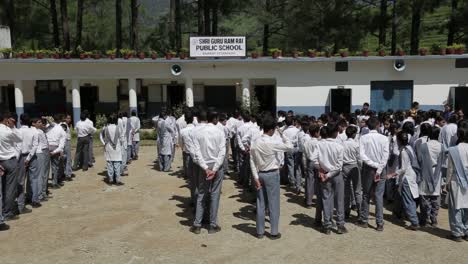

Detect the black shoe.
xmin=71 ymin=174 xmax=76 ymax=178
xmin=19 ymin=207 xmax=32 ymax=214
xmin=337 ymin=225 xmax=348 ymax=234
xmin=322 ymin=227 xmax=331 ymax=235
xmin=269 ymin=233 xmax=282 ymax=240
xmin=407 ymin=224 xmax=420 ymax=231
xmin=115 ymin=181 xmax=125 ymax=186
xmin=256 ymin=233 xmax=264 ymax=239
xmin=4 ymin=215 xmax=19 ymax=221
xmin=65 ymin=177 xmax=73 ymax=182
xmin=51 ymin=184 xmax=60 ymax=189
xmin=58 ymin=182 xmax=65 ymax=186
xmin=208 ymin=225 xmax=221 ymax=234
xmin=82 ymin=168 xmax=88 ymax=171
xmin=447 ymin=234 xmax=463 ymax=242
xmin=32 ymin=202 xmax=42 ymax=208
xmin=314 ymin=221 xmax=322 ymax=227
xmin=305 ymin=204 xmax=313 ymax=209
xmin=190 ymin=226 xmax=201 ymax=234
xmin=356 ymin=220 xmax=368 ymax=228
xmin=40 ymin=197 xmax=49 ymax=202
xmin=295 ymin=188 xmax=301 ymax=195
xmin=376 ymin=224 xmax=384 ymax=232
xmin=0 ymin=223 xmax=10 ymax=231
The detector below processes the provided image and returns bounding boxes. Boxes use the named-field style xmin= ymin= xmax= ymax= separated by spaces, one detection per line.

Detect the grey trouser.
xmin=224 ymin=140 xmax=229 ymax=173
xmin=1 ymin=158 xmax=19 ymax=217
xmin=400 ymin=178 xmax=419 ymax=225
xmin=194 ymin=165 xmax=224 ymax=228
xmin=73 ymin=136 xmax=90 ymax=170
xmin=285 ymin=151 xmax=301 ymax=190
xmin=321 ymin=173 xmax=345 ymax=228
xmin=420 ymin=195 xmax=440 ymax=226
xmin=17 ymin=154 xmax=29 ymax=211
xmin=305 ymin=161 xmax=317 ymax=206
xmin=240 ymin=152 xmax=251 ymax=188
xmin=159 ymin=154 xmax=172 ymax=172
xmin=25 ymin=156 xmax=41 ymax=203
xmin=127 ymin=145 xmax=133 ymax=163
xmin=88 ymin=135 xmax=95 ymax=165
xmin=448 ymin=187 xmax=468 ymax=237
xmin=107 ymin=161 xmax=122 ymax=182
xmin=359 ymin=164 xmax=386 ymax=226
xmin=37 ymin=151 xmax=50 ymax=199
xmin=50 ymin=152 xmax=63 ymax=185
xmin=191 ymin=163 xmax=200 ymax=206
xmin=230 ymin=138 xmax=237 ymax=171
xmin=132 ymin=141 xmax=140 ymax=159
xmin=256 ymin=170 xmax=280 ymax=236
xmin=121 ymin=146 xmax=127 ymax=172
xmin=64 ymin=139 xmax=72 ymax=177
xmin=343 ymin=164 xmax=362 ymax=216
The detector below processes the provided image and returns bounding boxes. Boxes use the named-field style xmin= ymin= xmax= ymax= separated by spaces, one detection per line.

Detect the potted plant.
xmin=291 ymin=48 xmax=300 ymax=58
xmin=361 ymin=48 xmax=369 ymax=57
xmin=50 ymin=47 xmax=61 ymax=59
xmin=35 ymin=49 xmax=47 ymax=59
xmin=149 ymin=50 xmax=158 ymax=60
xmin=93 ymin=50 xmax=102 ymax=59
xmin=76 ymin=46 xmax=87 ymax=59
xmin=419 ymin=47 xmax=428 ymax=56
xmin=377 ymin=45 xmax=386 ymax=56
xmin=137 ymin=51 xmax=146 ymax=59
xmin=63 ymin=50 xmax=72 ymax=59
xmin=430 ymin=44 xmax=445 ymax=55
xmin=269 ymin=48 xmax=281 ymax=59
xmin=307 ymin=49 xmax=317 ymax=58
xmin=106 ymin=49 xmax=116 ymax=59
xmin=165 ymin=50 xmax=176 ymax=60
xmin=179 ymin=48 xmax=189 ymax=59
xmin=323 ymin=46 xmax=333 ymax=58
xmin=454 ymin=43 xmax=465 ymax=55
xmin=446 ymin=45 xmax=455 ymax=55
xmin=395 ymin=45 xmax=405 ymax=56
xmin=250 ymin=51 xmax=259 ymax=59
xmin=120 ymin=49 xmax=134 ymax=59
xmin=0 ymin=48 xmax=12 ymax=59
xmin=339 ymin=48 xmax=349 ymax=57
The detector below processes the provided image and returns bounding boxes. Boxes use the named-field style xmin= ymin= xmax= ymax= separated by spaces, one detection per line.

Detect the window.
xmin=455 ymin=59 xmax=468 ymax=68
xmin=35 ymin=80 xmax=66 ymax=115
xmin=335 ymin=62 xmax=348 ymax=72
xmin=370 ymin=81 xmax=413 ymax=112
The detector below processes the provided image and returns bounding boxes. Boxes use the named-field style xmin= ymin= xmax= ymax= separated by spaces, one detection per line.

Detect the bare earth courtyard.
xmin=1 ymin=146 xmax=468 ymax=264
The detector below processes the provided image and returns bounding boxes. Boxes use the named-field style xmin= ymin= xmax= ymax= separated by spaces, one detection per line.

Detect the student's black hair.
xmin=458 ymin=119 xmax=468 ymax=129
xmin=185 ymin=111 xmax=194 ymax=124
xmin=419 ymin=123 xmax=432 ymax=138
xmin=122 ymin=112 xmax=128 ymax=118
xmin=320 ymin=125 xmax=329 ymax=139
xmin=118 ymin=112 xmax=123 ymax=118
xmin=389 ymin=122 xmax=399 ymax=136
xmin=319 ymin=114 xmax=328 ymax=124
xmin=448 ymin=114 xmax=458 ymax=124
xmin=435 ymin=115 xmax=445 ymax=123
xmin=308 ymin=124 xmax=321 ymax=137
xmin=337 ymin=118 xmax=347 ymax=128
xmin=20 ymin=113 xmax=30 ymax=126
xmin=367 ymin=117 xmax=379 ymax=130
xmin=207 ymin=111 xmax=218 ymax=123
xmin=30 ymin=117 xmax=41 ymax=125
xmin=198 ymin=111 xmax=208 ymax=122
xmin=108 ymin=114 xmax=118 ymax=125
xmin=429 ymin=126 xmax=441 ymax=140
xmin=263 ymin=116 xmax=276 ymax=132
xmin=458 ymin=127 xmax=468 ymax=144
xmin=131 ymin=110 xmax=137 ymax=117
xmin=80 ymin=112 xmax=87 ymax=121
xmin=301 ymin=121 xmax=309 ymax=132
xmin=60 ymin=123 xmax=68 ymax=131
xmin=349 ymin=117 xmax=357 ymax=125
xmin=402 ymin=121 xmax=415 ymax=136
xmin=396 ymin=131 xmax=409 ymax=146
xmin=326 ymin=122 xmax=339 ymax=138
xmin=53 ymin=113 xmax=63 ymax=123
xmin=363 ymin=102 xmax=370 ymax=107
xmin=285 ymin=116 xmax=294 ymax=126
xmin=412 ymin=101 xmax=419 ymax=108
xmin=354 ymin=109 xmax=361 ymax=116
xmin=232 ymin=110 xmax=241 ymax=118
xmin=218 ymin=113 xmax=227 ymax=122
xmin=241 ymin=111 xmax=251 ymax=122
xmin=0 ymin=112 xmax=5 ymax=122
xmin=346 ymin=125 xmax=358 ymax=139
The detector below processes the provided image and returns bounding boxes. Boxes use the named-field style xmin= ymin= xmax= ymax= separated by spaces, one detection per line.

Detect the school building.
xmin=1 ymin=55 xmax=468 ymax=124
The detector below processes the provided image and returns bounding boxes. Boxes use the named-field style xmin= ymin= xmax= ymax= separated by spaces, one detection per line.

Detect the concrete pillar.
xmin=185 ymin=77 xmax=194 ymax=107
xmin=72 ymin=79 xmax=81 ymax=126
xmin=242 ymin=78 xmax=250 ymax=108
xmin=14 ymin=80 xmax=23 ymax=127
xmin=129 ymin=78 xmax=138 ymax=115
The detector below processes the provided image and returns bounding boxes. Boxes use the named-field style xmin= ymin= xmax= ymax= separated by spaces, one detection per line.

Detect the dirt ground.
xmin=1 ymin=146 xmax=468 ymax=264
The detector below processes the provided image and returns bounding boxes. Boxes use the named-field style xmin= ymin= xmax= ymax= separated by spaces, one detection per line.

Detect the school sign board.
xmin=190 ymin=36 xmax=246 ymax=58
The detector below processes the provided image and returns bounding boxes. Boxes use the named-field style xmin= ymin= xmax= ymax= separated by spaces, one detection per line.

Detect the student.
xmin=250 ymin=116 xmax=293 ymax=239
xmin=446 ymin=124 xmax=468 ymax=241
xmin=218 ymin=114 xmax=231 ymax=176
xmin=190 ymin=111 xmax=226 ymax=235
xmin=387 ymin=132 xmax=420 ymax=230
xmin=130 ymin=111 xmax=141 ymax=160
xmin=418 ymin=126 xmax=443 ymax=227
xmin=83 ymin=110 xmax=96 ymax=167
xmin=179 ymin=111 xmax=196 ymax=203
xmin=27 ymin=118 xmax=43 ymax=208
xmin=0 ymin=112 xmax=23 ymax=227
xmin=157 ymin=111 xmax=175 ymax=172
xmin=61 ymin=114 xmax=73 ymax=181
xmin=73 ymin=113 xmax=97 ymax=171
xmin=384 ymin=122 xmax=400 ymax=203
xmin=358 ymin=117 xmax=389 ymax=231
xmin=236 ymin=112 xmax=253 ymax=186
xmin=283 ymin=116 xmax=300 ymax=194
xmin=443 ymin=104 xmax=454 ymax=121
xmin=226 ymin=111 xmax=242 ymax=173
xmin=16 ymin=114 xmax=34 ymax=214
xmin=440 ymin=114 xmax=459 ymax=182
xmin=336 ymin=119 xmax=348 ymax=144
xmin=101 ymin=115 xmax=124 ymax=185
xmin=117 ymin=112 xmax=128 ymax=175
xmin=241 ymin=115 xmax=262 ymax=189
xmin=413 ymin=123 xmax=432 ymax=160
xmin=312 ymin=123 xmax=346 ymax=235
xmin=35 ymin=118 xmax=50 ymax=202
xmin=342 ymin=125 xmax=362 ymax=219
xmin=46 ymin=114 xmax=67 ymax=188
xmin=303 ymin=124 xmax=321 ymax=209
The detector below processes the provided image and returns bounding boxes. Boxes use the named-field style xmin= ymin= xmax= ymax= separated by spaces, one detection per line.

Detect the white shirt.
xmin=447 ymin=143 xmax=468 ymax=209
xmin=282 ymin=125 xmax=300 ymax=152
xmin=157 ymin=117 xmax=175 ymax=155
xmin=242 ymin=124 xmax=261 ymax=148
xmin=440 ymin=123 xmax=458 ymax=168
xmin=17 ymin=126 xmax=39 ymax=161
xmin=75 ymin=120 xmax=97 ymax=138
xmin=179 ymin=124 xmax=195 ymax=154
xmin=36 ymin=128 xmax=49 ymax=153
xmin=250 ymin=133 xmax=294 ymax=180
xmin=226 ymin=117 xmax=241 ymax=138
xmin=418 ymin=140 xmax=442 ymax=196
xmin=101 ymin=124 xmax=123 ymax=161
xmin=60 ymin=122 xmax=71 ymax=140
xmin=359 ymin=130 xmax=389 ymax=174
xmin=192 ymin=123 xmax=226 ymax=172
xmin=130 ymin=116 xmax=141 ymax=142
xmin=0 ymin=124 xmax=23 ymax=161
xmin=336 ymin=132 xmax=347 ymax=144
xmin=396 ymin=147 xmax=419 ymax=199
xmin=236 ymin=121 xmax=253 ymax=151
xmin=343 ymin=138 xmax=360 ymax=165
xmin=311 ymin=138 xmax=344 ymax=179
xmin=46 ymin=123 xmax=67 ymax=154
xmin=303 ymin=137 xmax=319 ymax=162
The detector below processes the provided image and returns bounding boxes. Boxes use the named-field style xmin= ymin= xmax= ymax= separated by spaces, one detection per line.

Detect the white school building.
xmin=1 ymin=55 xmax=468 ymax=125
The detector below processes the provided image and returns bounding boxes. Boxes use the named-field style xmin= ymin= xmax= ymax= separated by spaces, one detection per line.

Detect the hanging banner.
xmin=189 ymin=36 xmax=246 ymax=58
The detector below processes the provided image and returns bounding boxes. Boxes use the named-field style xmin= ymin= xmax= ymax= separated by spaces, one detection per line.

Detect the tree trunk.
xmin=50 ymin=0 xmax=61 ymax=47
xmin=175 ymin=0 xmax=182 ymax=52
xmin=203 ymin=0 xmax=211 ymax=35
xmin=60 ymin=0 xmax=70 ymax=51
xmin=211 ymin=2 xmax=218 ymax=36
xmin=169 ymin=0 xmax=176 ymax=49
xmin=378 ymin=0 xmax=388 ymax=46
xmin=391 ymin=0 xmax=397 ymax=55
xmin=410 ymin=0 xmax=422 ymax=55
xmin=130 ymin=0 xmax=139 ymax=51
xmin=447 ymin=0 xmax=458 ymax=46
xmin=197 ymin=0 xmax=204 ymax=35
xmin=262 ymin=0 xmax=271 ymax=56
xmin=75 ymin=0 xmax=84 ymax=50
xmin=116 ymin=0 xmax=122 ymax=53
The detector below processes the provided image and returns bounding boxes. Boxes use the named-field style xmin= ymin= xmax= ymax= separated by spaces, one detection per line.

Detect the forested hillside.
xmin=0 ymin=0 xmax=467 ymax=56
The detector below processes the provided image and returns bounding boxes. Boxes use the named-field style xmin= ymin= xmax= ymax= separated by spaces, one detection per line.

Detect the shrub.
xmin=95 ymin=114 xmax=108 ymax=129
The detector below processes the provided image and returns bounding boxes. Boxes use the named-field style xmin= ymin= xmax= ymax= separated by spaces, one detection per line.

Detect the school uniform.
xmin=125 ymin=117 xmax=133 ymax=163
xmin=36 ymin=128 xmax=50 ymax=200
xmin=236 ymin=121 xmax=253 ymax=185
xmin=46 ymin=123 xmax=66 ymax=186
xmin=342 ymin=138 xmax=362 ymax=218
xmin=359 ymin=130 xmax=389 ymax=227
xmin=384 ymin=135 xmax=399 ymax=202
xmin=117 ymin=117 xmax=128 ymax=174
xmin=73 ymin=120 xmax=96 ymax=171
xmin=191 ymin=123 xmax=226 ymax=229
xmin=446 ymin=143 xmax=468 ymax=238
xmin=439 ymin=123 xmax=458 ymax=181
xmin=60 ymin=122 xmax=73 ymax=179
xmin=396 ymin=146 xmax=420 ymax=226
xmin=241 ymin=124 xmax=262 ymax=189
xmin=303 ymin=136 xmax=320 ymax=210
xmin=101 ymin=124 xmax=124 ymax=183
xmin=217 ymin=123 xmax=231 ymax=175
xmin=418 ymin=139 xmax=442 ymax=226
xmin=130 ymin=115 xmax=141 ymax=160
xmin=0 ymin=124 xmax=23 ymax=219
xmin=157 ymin=118 xmax=174 ymax=172
xmin=311 ymin=138 xmax=345 ymax=230
xmin=250 ymin=133 xmax=293 ymax=236
xmin=283 ymin=125 xmax=300 ymax=191
xmin=180 ymin=123 xmax=196 ymax=203
xmin=85 ymin=118 xmax=95 ymax=166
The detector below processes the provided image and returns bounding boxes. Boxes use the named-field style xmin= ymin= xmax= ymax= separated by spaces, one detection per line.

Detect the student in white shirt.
xmin=73 ymin=113 xmax=97 ymax=171
xmin=130 ymin=111 xmax=141 ymax=160
xmin=157 ymin=111 xmax=175 ymax=172
xmin=358 ymin=117 xmax=389 ymax=231
xmin=250 ymin=116 xmax=293 ymax=239
xmin=283 ymin=116 xmax=301 ymax=194
xmin=0 ymin=112 xmax=23 ymax=227
xmin=190 ymin=111 xmax=226 ymax=235
xmin=83 ymin=110 xmax=95 ymax=167
xmin=117 ymin=112 xmax=128 ymax=175
xmin=218 ymin=114 xmax=231 ymax=176
xmin=16 ymin=114 xmax=36 ymax=214
xmin=439 ymin=114 xmax=459 ymax=183
xmin=311 ymin=123 xmax=347 ymax=235
xmin=46 ymin=114 xmax=67 ymax=188
xmin=61 ymin=114 xmax=73 ymax=180
xmin=101 ymin=114 xmax=124 ymax=185
xmin=27 ymin=118 xmax=43 ymax=208
xmin=34 ymin=119 xmax=50 ymax=202
xmin=342 ymin=125 xmax=362 ymax=219
xmin=303 ymin=124 xmax=320 ymax=209
xmin=236 ymin=112 xmax=253 ymax=186
xmin=179 ymin=111 xmax=196 ymax=204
